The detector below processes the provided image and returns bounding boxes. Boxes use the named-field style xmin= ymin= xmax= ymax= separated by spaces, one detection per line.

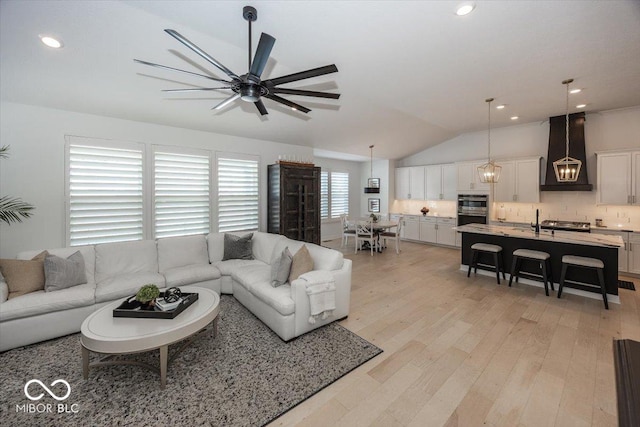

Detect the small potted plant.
xmin=136 ymin=284 xmax=160 ymax=309
xmin=369 ymin=213 xmax=378 ymax=222
xmin=420 ymin=206 xmax=429 ymax=216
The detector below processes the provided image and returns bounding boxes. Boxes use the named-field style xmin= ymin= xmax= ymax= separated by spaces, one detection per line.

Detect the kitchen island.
xmin=456 ymin=223 xmax=624 ymax=300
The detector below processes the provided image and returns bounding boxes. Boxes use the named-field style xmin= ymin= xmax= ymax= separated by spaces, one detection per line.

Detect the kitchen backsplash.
xmin=390 ymin=199 xmax=457 ymax=217
xmin=493 ymin=191 xmax=640 ymax=229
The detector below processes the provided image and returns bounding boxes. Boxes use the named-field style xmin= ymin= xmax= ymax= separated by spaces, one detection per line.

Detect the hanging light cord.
xmin=486 ymin=98 xmax=494 ymax=162
xmin=565 ymin=80 xmax=570 ymax=161
xmin=369 ymin=145 xmax=374 ymax=178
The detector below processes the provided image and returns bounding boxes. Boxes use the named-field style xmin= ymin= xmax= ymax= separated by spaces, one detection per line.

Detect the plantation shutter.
xmin=330 ymin=172 xmax=349 ymax=218
xmin=67 ymin=142 xmax=144 ymax=246
xmin=154 ymin=149 xmax=210 ymax=238
xmin=217 ymin=155 xmax=259 ymax=232
xmin=320 ymin=171 xmax=329 ymax=220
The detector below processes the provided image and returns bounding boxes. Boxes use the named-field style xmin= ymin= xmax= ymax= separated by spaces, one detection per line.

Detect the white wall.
xmin=0 ymin=102 xmax=314 ymax=257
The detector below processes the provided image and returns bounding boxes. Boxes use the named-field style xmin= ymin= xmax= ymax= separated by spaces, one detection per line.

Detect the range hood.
xmin=540 ymin=112 xmax=593 ymax=191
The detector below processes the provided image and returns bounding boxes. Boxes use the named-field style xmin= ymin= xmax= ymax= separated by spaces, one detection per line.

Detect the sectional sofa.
xmin=0 ymin=232 xmax=351 ymax=352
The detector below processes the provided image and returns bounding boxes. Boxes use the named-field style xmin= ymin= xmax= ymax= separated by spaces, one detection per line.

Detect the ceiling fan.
xmin=134 ymin=5 xmax=340 ymax=116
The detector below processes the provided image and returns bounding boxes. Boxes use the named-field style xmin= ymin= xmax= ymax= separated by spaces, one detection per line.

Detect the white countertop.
xmin=456 ymin=223 xmax=624 ymax=248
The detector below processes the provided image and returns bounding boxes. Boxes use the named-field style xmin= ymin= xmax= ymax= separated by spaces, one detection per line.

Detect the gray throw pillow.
xmin=222 ymin=233 xmax=254 ymax=261
xmin=271 ymin=247 xmax=293 ymax=287
xmin=44 ymin=251 xmax=87 ymax=292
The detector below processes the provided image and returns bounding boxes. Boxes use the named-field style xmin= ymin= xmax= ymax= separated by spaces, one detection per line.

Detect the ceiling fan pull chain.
xmin=248 ymin=19 xmax=252 ymax=71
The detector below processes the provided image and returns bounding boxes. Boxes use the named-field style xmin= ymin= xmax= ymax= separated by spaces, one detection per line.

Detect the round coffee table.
xmin=81 ymin=286 xmax=220 ymax=388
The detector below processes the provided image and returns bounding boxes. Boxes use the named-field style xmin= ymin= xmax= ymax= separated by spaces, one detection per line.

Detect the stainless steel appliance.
xmin=540 ymin=219 xmax=591 ymax=233
xmin=457 ymin=194 xmax=488 ymax=226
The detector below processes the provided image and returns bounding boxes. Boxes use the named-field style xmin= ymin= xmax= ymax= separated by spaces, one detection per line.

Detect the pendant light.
xmin=477 ymin=98 xmax=501 ymax=183
xmin=364 ymin=145 xmax=380 ymax=194
xmin=552 ymin=78 xmax=581 ymax=182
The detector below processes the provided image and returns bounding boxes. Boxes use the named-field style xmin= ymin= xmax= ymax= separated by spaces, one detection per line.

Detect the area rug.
xmin=0 ymin=296 xmax=382 ymax=427
xmin=618 ymin=279 xmax=636 ymax=291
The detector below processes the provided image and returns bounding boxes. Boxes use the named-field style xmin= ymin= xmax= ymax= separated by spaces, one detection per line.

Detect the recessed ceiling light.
xmin=570 ymin=88 xmax=582 ymax=94
xmin=510 ymin=116 xmax=519 ymax=120
xmin=576 ymin=104 xmax=586 ymax=108
xmin=39 ymin=35 xmax=63 ymax=49
xmin=496 ymin=105 xmax=505 ymax=110
xmin=456 ymin=3 xmax=475 ymax=16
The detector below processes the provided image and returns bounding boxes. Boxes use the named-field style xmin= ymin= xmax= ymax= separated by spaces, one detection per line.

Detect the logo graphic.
xmin=24 ymin=379 xmax=71 ymax=401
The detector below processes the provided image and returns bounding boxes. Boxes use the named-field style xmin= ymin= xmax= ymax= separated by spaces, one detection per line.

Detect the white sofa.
xmin=0 ymin=232 xmax=351 ymax=352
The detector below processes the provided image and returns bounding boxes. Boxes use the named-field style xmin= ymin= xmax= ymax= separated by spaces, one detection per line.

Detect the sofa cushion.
xmin=232 ymin=264 xmax=272 ymax=292
xmin=0 ymin=251 xmax=48 ymax=299
xmin=44 ymin=251 xmax=87 ymax=292
xmin=95 ymin=272 xmax=165 ymax=303
xmin=252 ymin=232 xmax=286 ymax=264
xmin=157 ymin=235 xmax=209 ymax=273
xmin=95 ymin=240 xmax=159 ymax=283
xmin=249 ymin=281 xmax=295 ymax=316
xmin=0 ymin=283 xmax=96 ymax=322
xmin=163 ymin=264 xmax=221 ymax=287
xmin=289 ymin=245 xmax=314 ymax=282
xmin=223 ymin=233 xmax=254 ymax=260
xmin=272 ymin=239 xmax=343 ymax=272
xmin=18 ymin=246 xmax=96 ymax=285
xmin=207 ymin=233 xmax=225 ymax=263
xmin=214 ymin=259 xmax=265 ymax=276
xmin=271 ymin=247 xmax=293 ymax=287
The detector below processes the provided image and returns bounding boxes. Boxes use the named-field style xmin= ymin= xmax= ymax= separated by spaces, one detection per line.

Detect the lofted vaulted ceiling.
xmin=1 ymin=1 xmax=639 ymax=161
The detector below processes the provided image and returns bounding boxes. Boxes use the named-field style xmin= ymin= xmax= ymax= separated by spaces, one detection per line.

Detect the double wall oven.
xmin=457 ymin=194 xmax=488 ymax=226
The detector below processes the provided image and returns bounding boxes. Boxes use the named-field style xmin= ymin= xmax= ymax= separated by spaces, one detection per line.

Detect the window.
xmin=66 ymin=138 xmax=144 ymax=246
xmin=153 ymin=148 xmax=211 ymax=239
xmin=217 ymin=154 xmax=259 ymax=232
xmin=320 ymin=171 xmax=349 ymax=220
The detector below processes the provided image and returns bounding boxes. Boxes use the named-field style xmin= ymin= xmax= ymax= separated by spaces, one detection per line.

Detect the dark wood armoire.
xmin=268 ymin=163 xmax=321 ymax=244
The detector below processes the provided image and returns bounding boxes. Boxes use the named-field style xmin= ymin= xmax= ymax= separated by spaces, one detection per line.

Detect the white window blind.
xmin=154 ymin=149 xmax=210 ymax=238
xmin=330 ymin=172 xmax=349 ymax=218
xmin=217 ymin=155 xmax=259 ymax=232
xmin=321 ymin=171 xmax=329 ymax=220
xmin=67 ymin=143 xmax=144 ymax=246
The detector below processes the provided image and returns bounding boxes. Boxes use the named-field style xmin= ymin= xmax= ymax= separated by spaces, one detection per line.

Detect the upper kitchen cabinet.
xmin=596 ymin=150 xmax=640 ymax=205
xmin=494 ymin=157 xmax=541 ymax=203
xmin=456 ymin=161 xmax=491 ymax=193
xmin=426 ymin=163 xmax=457 ymax=201
xmin=395 ymin=166 xmax=425 ymax=200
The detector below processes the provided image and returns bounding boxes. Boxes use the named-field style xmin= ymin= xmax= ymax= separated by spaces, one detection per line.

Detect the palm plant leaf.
xmin=0 ymin=195 xmax=35 ymax=224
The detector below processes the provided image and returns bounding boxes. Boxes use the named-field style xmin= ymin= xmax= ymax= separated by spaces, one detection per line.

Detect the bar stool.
xmin=467 ymin=243 xmax=506 ymax=284
xmin=508 ymin=249 xmax=554 ymax=296
xmin=558 ymin=255 xmax=608 ymax=309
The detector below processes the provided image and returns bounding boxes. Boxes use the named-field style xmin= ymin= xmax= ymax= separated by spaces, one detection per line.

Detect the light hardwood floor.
xmin=268 ymin=239 xmax=640 ymax=427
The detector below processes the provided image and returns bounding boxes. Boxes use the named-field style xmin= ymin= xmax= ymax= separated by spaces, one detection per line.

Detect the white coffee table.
xmin=81 ymin=286 xmax=220 ymax=388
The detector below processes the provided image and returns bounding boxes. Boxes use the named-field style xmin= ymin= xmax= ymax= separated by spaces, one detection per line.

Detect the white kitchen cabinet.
xmin=419 ymin=217 xmax=437 ymax=243
xmin=426 ymin=163 xmax=457 ymax=201
xmin=437 ymin=218 xmax=457 ymax=246
xmin=596 ymin=150 xmax=640 ymax=205
xmin=394 ymin=167 xmax=425 ymax=200
xmin=594 ymin=229 xmax=629 ymax=272
xmin=456 ymin=161 xmax=490 ymax=193
xmin=493 ymin=157 xmax=541 ymax=203
xmin=629 ymin=233 xmax=640 ymax=275
xmin=403 ymin=215 xmax=420 ymax=240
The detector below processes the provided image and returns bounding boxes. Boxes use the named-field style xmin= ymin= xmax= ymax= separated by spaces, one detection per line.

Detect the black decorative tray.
xmin=113 ymin=292 xmax=198 ymax=319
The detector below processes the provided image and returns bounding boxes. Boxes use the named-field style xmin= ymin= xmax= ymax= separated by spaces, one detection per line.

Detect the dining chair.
xmin=340 ymin=214 xmax=356 ymax=247
xmin=355 ymin=219 xmax=377 ymax=256
xmin=380 ymin=216 xmax=403 ymax=254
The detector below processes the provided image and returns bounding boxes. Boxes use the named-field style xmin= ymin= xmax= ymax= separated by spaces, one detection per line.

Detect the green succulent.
xmin=136 ymin=284 xmax=160 ymax=303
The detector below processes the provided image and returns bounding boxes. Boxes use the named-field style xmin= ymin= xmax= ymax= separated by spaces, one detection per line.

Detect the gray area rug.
xmin=0 ymin=296 xmax=381 ymax=426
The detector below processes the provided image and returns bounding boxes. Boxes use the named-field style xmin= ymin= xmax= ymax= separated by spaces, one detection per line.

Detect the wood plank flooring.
xmin=268 ymin=239 xmax=640 ymax=427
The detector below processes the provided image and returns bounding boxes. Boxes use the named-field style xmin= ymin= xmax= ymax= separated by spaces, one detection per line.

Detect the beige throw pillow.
xmin=0 ymin=251 xmax=48 ymax=299
xmin=288 ymin=245 xmax=314 ymax=282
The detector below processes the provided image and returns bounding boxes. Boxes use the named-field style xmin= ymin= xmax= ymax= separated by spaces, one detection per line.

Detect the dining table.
xmin=354 ymin=218 xmax=399 ymax=252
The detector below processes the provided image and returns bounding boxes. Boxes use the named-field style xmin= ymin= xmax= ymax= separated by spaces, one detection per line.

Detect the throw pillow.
xmin=222 ymin=233 xmax=254 ymax=261
xmin=271 ymin=246 xmax=293 ymax=287
xmin=0 ymin=251 xmax=48 ymax=299
xmin=289 ymin=245 xmax=314 ymax=282
xmin=44 ymin=251 xmax=87 ymax=292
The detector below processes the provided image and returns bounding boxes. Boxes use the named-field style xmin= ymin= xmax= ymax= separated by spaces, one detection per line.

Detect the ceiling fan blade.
xmin=133 ymin=59 xmax=231 ymax=83
xmin=264 ymin=64 xmax=338 ymax=86
xmin=265 ymin=94 xmax=311 ymax=113
xmin=249 ymin=33 xmax=275 ymax=79
xmin=212 ymin=93 xmax=241 ymax=110
xmin=162 ymin=87 xmax=232 ymax=92
xmin=271 ymin=88 xmax=340 ymax=99
xmin=165 ymin=29 xmax=240 ymax=81
xmin=254 ymin=99 xmax=269 ymax=116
